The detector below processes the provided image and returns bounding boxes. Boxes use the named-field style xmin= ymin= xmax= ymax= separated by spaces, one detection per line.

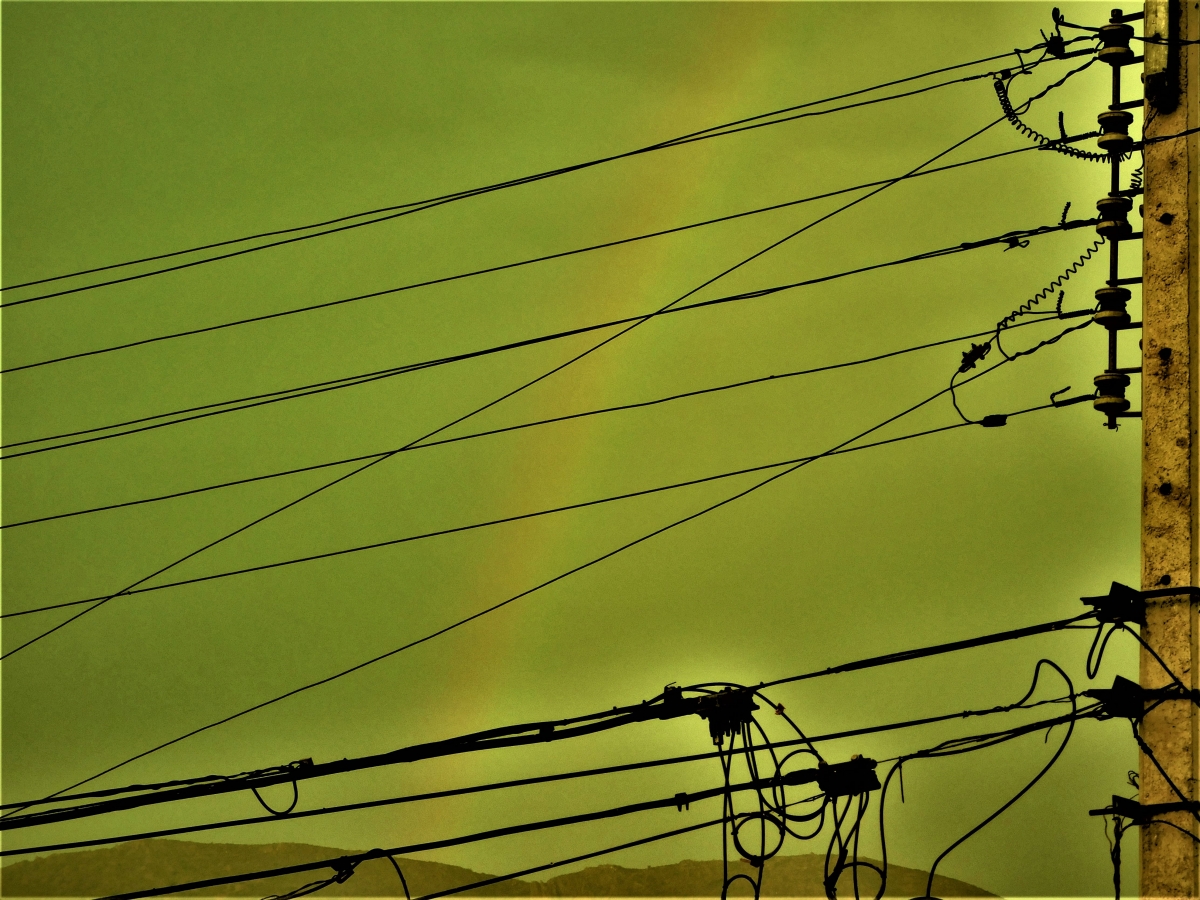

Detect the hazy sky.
xmin=3 ymin=3 xmax=1146 ymax=897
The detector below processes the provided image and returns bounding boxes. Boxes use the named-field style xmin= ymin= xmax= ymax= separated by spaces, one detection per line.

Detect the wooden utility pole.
xmin=1141 ymin=0 xmax=1200 ymax=895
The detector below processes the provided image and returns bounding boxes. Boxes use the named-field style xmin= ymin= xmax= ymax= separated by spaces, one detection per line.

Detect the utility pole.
xmin=1141 ymin=0 xmax=1200 ymax=894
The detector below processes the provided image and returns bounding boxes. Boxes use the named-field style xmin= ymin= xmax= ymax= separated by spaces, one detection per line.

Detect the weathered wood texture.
xmin=1141 ymin=0 xmax=1200 ymax=897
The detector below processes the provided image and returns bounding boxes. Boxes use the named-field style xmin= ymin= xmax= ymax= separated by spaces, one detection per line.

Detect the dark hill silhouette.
xmin=0 ymin=839 xmax=995 ymax=898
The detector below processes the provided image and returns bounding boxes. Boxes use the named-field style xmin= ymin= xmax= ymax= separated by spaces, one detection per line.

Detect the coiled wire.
xmin=994 ymin=75 xmax=1111 ymax=162
xmin=995 ymin=238 xmax=1105 ymax=336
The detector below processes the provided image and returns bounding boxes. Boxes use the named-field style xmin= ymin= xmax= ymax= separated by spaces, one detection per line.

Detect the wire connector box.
xmin=816 ymin=756 xmax=881 ymax=798
xmin=695 ymin=688 xmax=759 ymax=745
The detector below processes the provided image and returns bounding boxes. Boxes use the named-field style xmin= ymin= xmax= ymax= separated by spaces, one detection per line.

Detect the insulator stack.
xmin=1091 ymin=7 xmax=1144 ymax=430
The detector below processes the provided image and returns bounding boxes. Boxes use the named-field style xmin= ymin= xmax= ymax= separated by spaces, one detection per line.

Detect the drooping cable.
xmin=994 ymin=56 xmax=1110 ymax=162
xmin=918 ymin=659 xmax=1078 ymax=898
xmin=950 ymin=317 xmax=1093 ymax=423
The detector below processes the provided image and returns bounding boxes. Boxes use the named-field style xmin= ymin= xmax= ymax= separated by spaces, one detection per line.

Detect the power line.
xmin=90 ymin=701 xmax=1101 ymax=900
xmin=418 ymin=710 xmax=1100 ymax=900
xmin=410 ymin=818 xmax=720 ymax=900
xmin=0 ymin=104 xmax=1029 ymax=675
xmin=3 ymin=425 xmax=974 ymax=619
xmin=0 ymin=216 xmax=1098 ymax=461
xmin=0 ymin=73 xmax=1019 ymax=310
xmin=0 ymin=316 xmax=1053 ymax=532
xmin=4 ymin=141 xmax=1066 ymax=378
xmin=0 ymin=693 xmax=1072 ymax=857
xmin=12 ymin=320 xmax=1090 ymax=813
xmin=90 ymin=782 xmax=754 ymax=900
xmin=8 ymin=385 xmax=1082 ymax=620
xmin=0 ymin=40 xmax=1084 ymax=303
xmin=0 ymin=614 xmax=1091 ymax=819
xmin=101 ymin=814 xmax=728 ymax=900
xmin=4 ymin=104 xmax=1076 ymax=835
xmin=0 ymin=241 xmax=1004 ymax=454
xmin=759 ymin=615 xmax=1095 ymax=692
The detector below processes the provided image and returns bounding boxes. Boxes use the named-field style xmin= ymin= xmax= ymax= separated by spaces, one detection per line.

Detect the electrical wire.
xmin=994 ymin=237 xmax=1105 ymax=335
xmin=872 ymin=666 xmax=1093 ymax=900
xmin=92 ymin=780 xmax=769 ymax=900
xmin=0 ymin=143 xmax=1067 ymax=377
xmin=410 ymin=818 xmax=721 ymax=900
xmin=5 ymin=99 xmax=1085 ymax=825
xmin=0 ymin=735 xmax=903 ymax=856
xmin=918 ymin=659 xmax=1077 ymax=897
xmin=7 ymin=322 xmax=1094 ymax=825
xmin=757 ymin=613 xmax=1095 ymax=694
xmin=0 ymin=101 xmax=1035 ymax=676
xmin=0 ymin=73 xmax=1024 ymax=311
xmin=6 ymin=384 xmax=1085 ymax=621
xmin=0 ymin=697 xmax=1047 ymax=844
xmin=1120 ymin=624 xmax=1190 ymax=691
xmin=1 ymin=425 xmax=973 ymax=619
xmin=994 ymin=56 xmax=1110 ymax=162
xmin=1131 ymin=722 xmax=1200 ymax=820
xmin=0 ymin=39 xmax=1086 ymax=302
xmin=950 ymin=316 xmax=1093 ymax=423
xmin=0 ymin=318 xmax=1052 ymax=532
xmin=0 ymin=215 xmax=1095 ymax=460
xmin=1054 ymin=12 xmax=1200 ymax=45
xmin=85 ymin=701 xmax=1101 ymax=900
xmin=0 ymin=616 xmax=1090 ymax=830
xmin=415 ymin=709 xmax=1099 ymax=900
xmin=1137 ymin=125 xmax=1200 ymax=154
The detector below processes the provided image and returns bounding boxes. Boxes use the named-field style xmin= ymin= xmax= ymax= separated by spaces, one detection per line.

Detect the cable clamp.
xmin=652 ymin=684 xmax=692 ymax=720
xmin=1082 ymin=581 xmax=1200 ymax=622
xmin=1089 ymin=795 xmax=1200 ymax=822
xmin=1080 ymin=581 xmax=1147 ymax=624
xmin=1083 ymin=675 xmax=1199 ymax=720
xmin=675 ymin=792 xmax=690 ymax=812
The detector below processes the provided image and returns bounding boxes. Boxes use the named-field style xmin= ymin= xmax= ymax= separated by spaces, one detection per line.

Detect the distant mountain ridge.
xmin=0 ymin=839 xmax=995 ymax=897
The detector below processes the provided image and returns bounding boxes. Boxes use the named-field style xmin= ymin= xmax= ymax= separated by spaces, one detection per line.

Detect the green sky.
xmin=2 ymin=2 xmax=1148 ymax=897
